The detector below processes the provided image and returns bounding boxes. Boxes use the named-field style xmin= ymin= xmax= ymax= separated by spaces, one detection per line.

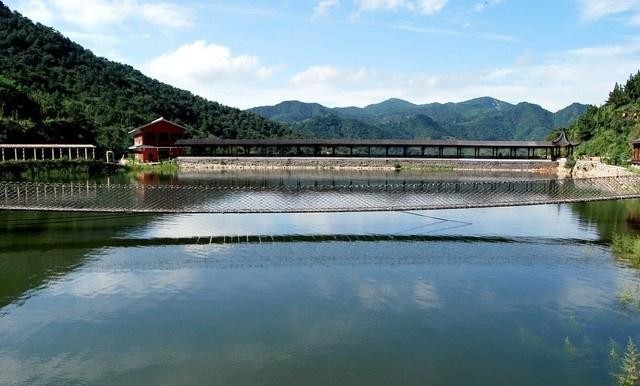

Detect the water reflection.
xmin=2 ymin=171 xmax=640 ymax=385
xmin=0 ymin=211 xmax=153 ymax=308
xmin=1 ymin=239 xmax=637 ymax=386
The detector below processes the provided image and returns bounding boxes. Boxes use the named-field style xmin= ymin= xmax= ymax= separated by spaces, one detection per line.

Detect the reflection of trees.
xmin=0 ymin=211 xmax=153 ymax=309
xmin=570 ymin=200 xmax=640 ymax=241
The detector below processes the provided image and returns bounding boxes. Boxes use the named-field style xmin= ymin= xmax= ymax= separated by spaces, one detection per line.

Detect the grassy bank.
xmin=123 ymin=160 xmax=179 ymax=175
xmin=0 ymin=159 xmax=118 ymax=182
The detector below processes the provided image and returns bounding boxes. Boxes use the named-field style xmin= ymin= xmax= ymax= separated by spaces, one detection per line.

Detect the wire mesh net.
xmin=2 ymin=176 xmax=640 ymax=213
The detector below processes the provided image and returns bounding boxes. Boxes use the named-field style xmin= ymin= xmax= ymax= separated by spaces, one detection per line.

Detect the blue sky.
xmin=6 ymin=0 xmax=640 ymax=111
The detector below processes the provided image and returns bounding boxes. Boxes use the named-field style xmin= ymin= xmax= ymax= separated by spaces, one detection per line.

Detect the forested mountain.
xmin=566 ymin=72 xmax=640 ymax=165
xmin=250 ymin=97 xmax=589 ymax=140
xmin=0 ymin=2 xmax=292 ymax=154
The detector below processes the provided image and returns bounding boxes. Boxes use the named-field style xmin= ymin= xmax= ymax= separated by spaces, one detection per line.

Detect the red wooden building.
xmin=128 ymin=117 xmax=187 ymax=162
xmin=633 ymin=138 xmax=640 ymax=165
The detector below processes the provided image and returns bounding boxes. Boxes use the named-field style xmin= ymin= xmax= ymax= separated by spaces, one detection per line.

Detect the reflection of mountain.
xmin=570 ymin=199 xmax=640 ymax=241
xmin=0 ymin=211 xmax=153 ymax=309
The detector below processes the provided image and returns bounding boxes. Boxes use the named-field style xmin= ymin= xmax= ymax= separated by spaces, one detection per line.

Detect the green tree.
xmin=625 ymin=71 xmax=640 ymax=103
xmin=608 ymin=83 xmax=631 ymax=107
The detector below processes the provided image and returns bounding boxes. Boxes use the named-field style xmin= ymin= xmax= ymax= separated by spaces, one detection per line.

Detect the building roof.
xmin=128 ymin=117 xmax=190 ymax=136
xmin=175 ymin=138 xmax=562 ymax=148
xmin=551 ymin=130 xmax=580 ymax=147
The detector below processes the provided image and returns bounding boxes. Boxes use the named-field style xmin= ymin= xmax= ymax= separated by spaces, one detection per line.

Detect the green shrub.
xmin=615 ymin=338 xmax=640 ymax=386
xmin=612 ymin=233 xmax=640 ymax=267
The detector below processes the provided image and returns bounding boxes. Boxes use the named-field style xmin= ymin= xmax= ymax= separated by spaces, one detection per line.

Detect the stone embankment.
xmin=177 ymin=157 xmax=559 ymax=174
xmin=570 ymin=160 xmax=635 ymax=179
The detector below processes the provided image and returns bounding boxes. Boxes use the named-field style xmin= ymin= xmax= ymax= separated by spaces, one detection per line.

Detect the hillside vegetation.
xmin=567 ymin=72 xmax=640 ymax=165
xmin=251 ymin=97 xmax=589 ymax=141
xmin=0 ymin=1 xmax=291 ymax=154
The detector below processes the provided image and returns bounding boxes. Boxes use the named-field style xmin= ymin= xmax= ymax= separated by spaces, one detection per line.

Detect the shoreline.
xmin=177 ymin=157 xmax=560 ymax=174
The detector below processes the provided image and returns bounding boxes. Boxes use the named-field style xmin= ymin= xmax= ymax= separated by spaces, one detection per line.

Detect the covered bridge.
xmin=175 ymin=131 xmax=578 ymax=160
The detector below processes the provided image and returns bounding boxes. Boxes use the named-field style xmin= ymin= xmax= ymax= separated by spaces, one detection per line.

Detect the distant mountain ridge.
xmin=249 ymin=98 xmax=590 ymax=141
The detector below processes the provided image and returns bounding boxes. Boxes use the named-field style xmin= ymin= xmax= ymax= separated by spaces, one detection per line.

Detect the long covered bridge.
xmin=176 ymin=132 xmax=577 ymax=160
xmin=0 ymin=144 xmax=96 ymax=161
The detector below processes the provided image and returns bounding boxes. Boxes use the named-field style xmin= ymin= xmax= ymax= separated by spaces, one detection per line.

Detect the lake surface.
xmin=1 ymin=171 xmax=640 ymax=385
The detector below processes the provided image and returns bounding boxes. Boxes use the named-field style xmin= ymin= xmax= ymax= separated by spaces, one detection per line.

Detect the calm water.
xmin=1 ymin=171 xmax=640 ymax=386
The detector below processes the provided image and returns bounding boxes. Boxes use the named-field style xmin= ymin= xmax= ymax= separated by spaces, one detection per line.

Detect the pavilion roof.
xmin=551 ymin=130 xmax=580 ymax=147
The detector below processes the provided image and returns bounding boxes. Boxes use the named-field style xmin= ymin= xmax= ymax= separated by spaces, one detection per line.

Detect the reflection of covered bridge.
xmin=176 ymin=131 xmax=578 ymax=160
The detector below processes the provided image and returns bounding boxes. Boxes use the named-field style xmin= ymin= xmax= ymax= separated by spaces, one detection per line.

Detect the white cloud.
xmin=393 ymin=23 xmax=517 ymax=42
xmin=52 ymin=0 xmax=132 ymax=29
xmin=140 ymin=3 xmax=193 ymax=28
xmin=354 ymin=0 xmax=448 ymax=15
xmin=16 ymin=0 xmax=54 ymax=24
xmin=576 ymin=0 xmax=640 ymax=23
xmin=416 ymin=0 xmax=448 ymax=14
xmin=313 ymin=0 xmax=340 ymax=18
xmin=145 ymin=40 xmax=274 ymax=87
xmin=13 ymin=0 xmax=193 ymax=30
xmin=474 ymin=0 xmax=503 ymax=12
xmin=290 ymin=65 xmax=369 ymax=86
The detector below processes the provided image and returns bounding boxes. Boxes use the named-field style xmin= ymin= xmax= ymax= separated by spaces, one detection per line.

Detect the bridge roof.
xmin=176 ymin=138 xmax=559 ymax=148
xmin=0 ymin=144 xmax=96 ymax=148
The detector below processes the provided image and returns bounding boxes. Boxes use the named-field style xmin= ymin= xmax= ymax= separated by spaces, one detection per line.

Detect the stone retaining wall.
xmin=177 ymin=157 xmax=559 ymax=174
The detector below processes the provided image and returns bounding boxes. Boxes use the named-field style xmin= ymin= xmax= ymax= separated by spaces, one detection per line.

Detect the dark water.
xmin=1 ymin=171 xmax=640 ymax=386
